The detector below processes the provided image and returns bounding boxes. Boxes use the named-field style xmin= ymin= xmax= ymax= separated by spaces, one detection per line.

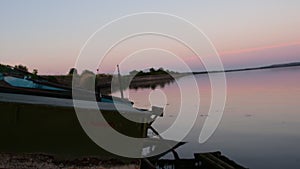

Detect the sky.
xmin=0 ymin=0 xmax=299 ymax=74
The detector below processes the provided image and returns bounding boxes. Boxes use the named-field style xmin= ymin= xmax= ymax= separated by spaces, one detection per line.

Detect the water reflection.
xmin=129 ymin=78 xmax=175 ymax=90
xmin=100 ymin=75 xmax=176 ymax=95
xmin=113 ymin=66 xmax=300 ymax=169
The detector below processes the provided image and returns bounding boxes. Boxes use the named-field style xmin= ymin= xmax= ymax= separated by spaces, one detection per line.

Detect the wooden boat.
xmin=0 ymin=65 xmax=163 ymax=158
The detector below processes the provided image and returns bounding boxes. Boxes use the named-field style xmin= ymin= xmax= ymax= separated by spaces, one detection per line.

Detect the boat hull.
xmin=0 ymin=93 xmax=149 ymax=159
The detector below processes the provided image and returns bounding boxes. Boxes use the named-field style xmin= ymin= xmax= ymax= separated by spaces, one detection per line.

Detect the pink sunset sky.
xmin=0 ymin=1 xmax=299 ymax=74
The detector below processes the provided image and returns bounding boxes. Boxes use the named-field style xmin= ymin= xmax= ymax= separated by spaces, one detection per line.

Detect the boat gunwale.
xmin=0 ymin=92 xmax=151 ymax=116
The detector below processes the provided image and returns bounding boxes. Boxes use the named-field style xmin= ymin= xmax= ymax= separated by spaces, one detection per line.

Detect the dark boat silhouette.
xmin=0 ymin=65 xmax=165 ymax=158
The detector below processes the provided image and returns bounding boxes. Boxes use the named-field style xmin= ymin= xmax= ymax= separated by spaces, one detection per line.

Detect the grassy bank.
xmin=41 ymin=73 xmax=184 ymax=94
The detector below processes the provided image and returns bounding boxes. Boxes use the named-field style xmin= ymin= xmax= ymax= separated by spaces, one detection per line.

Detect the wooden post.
xmin=117 ymin=65 xmax=124 ymax=99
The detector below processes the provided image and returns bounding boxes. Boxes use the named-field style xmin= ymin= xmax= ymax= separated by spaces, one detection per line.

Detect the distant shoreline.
xmin=41 ymin=73 xmax=184 ymax=94
xmin=191 ymin=61 xmax=300 ymax=75
xmin=3 ymin=61 xmax=299 ymax=93
xmin=40 ymin=62 xmax=300 ymax=93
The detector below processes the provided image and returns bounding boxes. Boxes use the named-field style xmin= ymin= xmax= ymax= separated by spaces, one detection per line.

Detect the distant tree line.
xmin=68 ymin=68 xmax=96 ymax=76
xmin=14 ymin=64 xmax=28 ymax=72
xmin=129 ymin=67 xmax=177 ymax=76
xmin=0 ymin=64 xmax=38 ymax=76
xmin=1 ymin=64 xmax=177 ymax=79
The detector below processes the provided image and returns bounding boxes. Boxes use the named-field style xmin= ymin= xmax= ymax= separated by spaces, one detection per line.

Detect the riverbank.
xmin=0 ymin=153 xmax=139 ymax=169
xmin=42 ymin=73 xmax=185 ymax=94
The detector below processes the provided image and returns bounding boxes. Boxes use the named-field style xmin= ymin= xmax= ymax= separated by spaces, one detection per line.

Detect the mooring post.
xmin=117 ymin=65 xmax=124 ymax=99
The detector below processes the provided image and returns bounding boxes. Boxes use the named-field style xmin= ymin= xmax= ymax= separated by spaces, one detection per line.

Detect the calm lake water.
xmin=113 ymin=66 xmax=300 ymax=169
